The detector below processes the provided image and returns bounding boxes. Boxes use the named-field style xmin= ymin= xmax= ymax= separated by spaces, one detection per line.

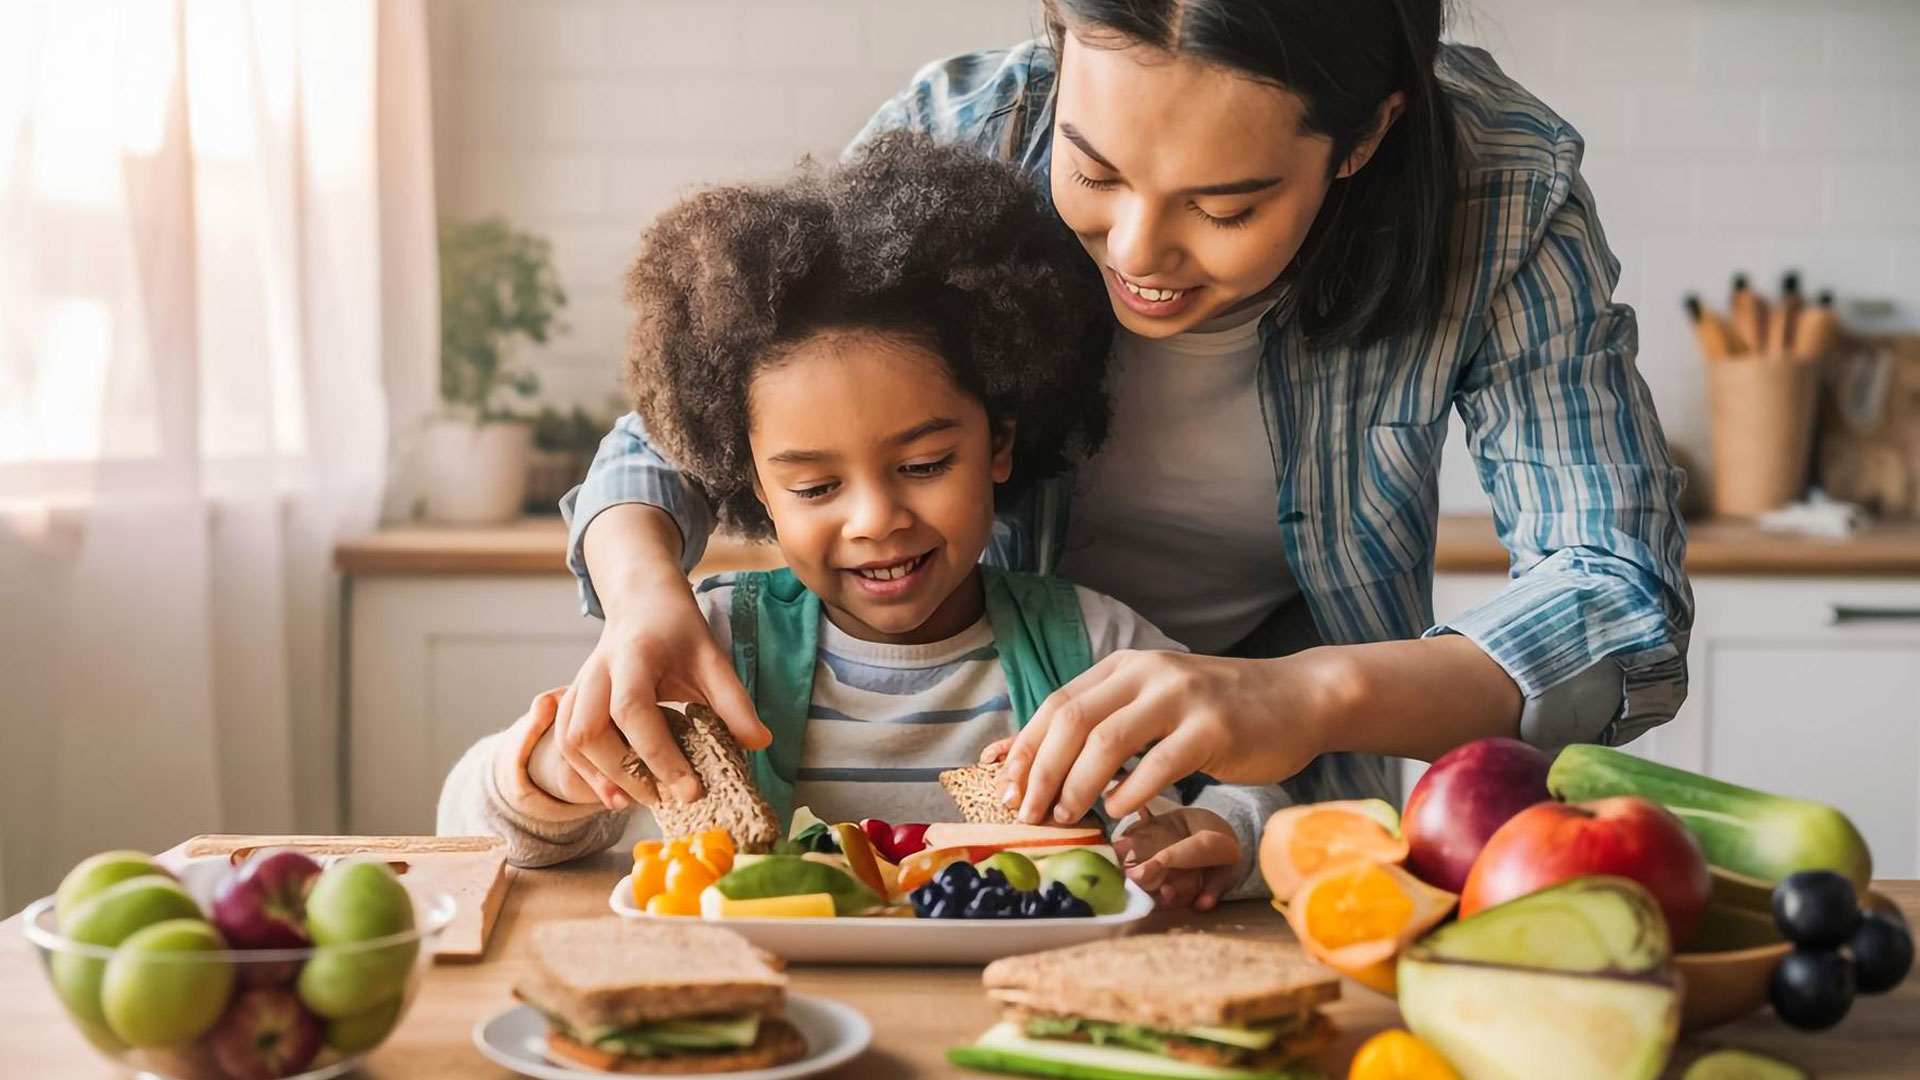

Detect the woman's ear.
xmin=1336 ymin=91 xmax=1407 ymax=179
xmin=990 ymin=421 xmax=1016 ymax=484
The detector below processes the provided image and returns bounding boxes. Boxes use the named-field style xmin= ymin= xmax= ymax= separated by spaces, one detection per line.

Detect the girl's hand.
xmin=1002 ymin=649 xmax=1353 ymax=826
xmin=552 ymin=572 xmax=770 ymax=811
xmin=1114 ymin=806 xmax=1241 ymax=911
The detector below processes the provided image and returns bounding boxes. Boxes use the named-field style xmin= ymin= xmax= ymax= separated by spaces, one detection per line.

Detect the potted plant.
xmin=526 ymin=403 xmax=616 ymax=514
xmin=422 ymin=218 xmax=566 ymax=524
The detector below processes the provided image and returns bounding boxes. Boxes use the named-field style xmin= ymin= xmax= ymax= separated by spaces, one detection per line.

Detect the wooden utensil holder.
xmin=1706 ymin=356 xmax=1819 ymax=516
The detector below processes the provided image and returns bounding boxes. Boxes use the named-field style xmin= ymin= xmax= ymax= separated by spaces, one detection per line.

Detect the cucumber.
xmin=947 ymin=1022 xmax=1318 ymax=1080
xmin=1547 ymin=745 xmax=1872 ymax=892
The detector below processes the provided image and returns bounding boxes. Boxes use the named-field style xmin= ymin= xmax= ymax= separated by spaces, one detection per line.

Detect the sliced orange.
xmin=1349 ymin=1029 xmax=1461 ymax=1080
xmin=1260 ymin=800 xmax=1409 ymax=904
xmin=1284 ymin=858 xmax=1455 ymax=996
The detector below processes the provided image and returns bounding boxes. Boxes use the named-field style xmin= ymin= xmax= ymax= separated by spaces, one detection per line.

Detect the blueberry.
xmin=927 ymin=897 xmax=956 ymax=919
xmin=909 ymin=883 xmax=939 ymax=910
xmin=1044 ymin=881 xmax=1076 ymax=904
xmin=1770 ymin=948 xmax=1855 ymax=1031
xmin=1016 ymin=892 xmax=1045 ymax=919
xmin=980 ymin=868 xmax=1009 ymax=889
xmin=1850 ymin=910 xmax=1914 ymax=994
xmin=938 ymin=861 xmax=981 ymax=891
xmin=1058 ymin=895 xmax=1094 ymax=919
xmin=1773 ymin=871 xmax=1860 ymax=949
xmin=963 ymin=890 xmax=1004 ymax=919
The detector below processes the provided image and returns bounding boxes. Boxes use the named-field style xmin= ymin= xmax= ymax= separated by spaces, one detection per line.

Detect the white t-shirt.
xmin=1057 ymin=304 xmax=1299 ymax=654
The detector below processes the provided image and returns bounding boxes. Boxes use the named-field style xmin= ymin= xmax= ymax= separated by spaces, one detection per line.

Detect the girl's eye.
xmin=1189 ymin=202 xmax=1254 ymax=229
xmin=1071 ymin=169 xmax=1119 ymax=191
xmin=902 ymin=455 xmax=955 ymax=478
xmin=790 ymin=482 xmax=837 ymax=500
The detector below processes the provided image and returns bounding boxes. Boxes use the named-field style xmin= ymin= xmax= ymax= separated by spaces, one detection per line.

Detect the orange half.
xmin=1260 ymin=800 xmax=1410 ymax=903
xmin=1284 ymin=858 xmax=1456 ymax=996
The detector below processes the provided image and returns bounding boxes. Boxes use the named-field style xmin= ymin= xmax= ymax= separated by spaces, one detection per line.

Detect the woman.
xmin=549 ymin=0 xmax=1692 ymax=836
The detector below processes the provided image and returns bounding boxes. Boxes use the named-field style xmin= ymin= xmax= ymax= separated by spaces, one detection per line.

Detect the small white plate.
xmin=607 ymin=873 xmax=1155 ymax=964
xmin=472 ymin=993 xmax=872 ymax=1080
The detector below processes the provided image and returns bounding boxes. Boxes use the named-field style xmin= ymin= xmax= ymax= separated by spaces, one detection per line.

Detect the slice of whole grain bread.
xmin=981 ymin=932 xmax=1339 ymax=1029
xmin=513 ymin=918 xmax=787 ymax=1032
xmin=626 ymin=704 xmax=782 ymax=852
xmin=938 ymin=763 xmax=1019 ymax=825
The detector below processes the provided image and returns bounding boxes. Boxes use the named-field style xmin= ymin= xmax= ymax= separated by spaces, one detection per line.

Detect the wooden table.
xmin=5 ymin=857 xmax=1916 ymax=1078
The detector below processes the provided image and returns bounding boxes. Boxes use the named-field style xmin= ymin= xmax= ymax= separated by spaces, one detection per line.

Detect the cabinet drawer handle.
xmin=1830 ymin=605 xmax=1920 ymax=625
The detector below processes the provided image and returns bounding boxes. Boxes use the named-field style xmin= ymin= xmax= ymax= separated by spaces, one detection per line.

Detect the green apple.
xmin=976 ymin=851 xmax=1040 ymax=892
xmin=51 ymin=876 xmax=205 ymax=1027
xmin=55 ymin=851 xmax=166 ymax=928
xmin=305 ymin=861 xmax=414 ymax=944
xmin=297 ymin=942 xmax=417 ymax=1018
xmin=326 ymin=995 xmax=405 ymax=1053
xmin=101 ymin=919 xmax=235 ymax=1047
xmin=1039 ymin=850 xmax=1127 ymax=916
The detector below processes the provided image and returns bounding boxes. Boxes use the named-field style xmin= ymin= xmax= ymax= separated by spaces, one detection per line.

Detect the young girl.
xmin=440 ymin=133 xmax=1281 ymax=909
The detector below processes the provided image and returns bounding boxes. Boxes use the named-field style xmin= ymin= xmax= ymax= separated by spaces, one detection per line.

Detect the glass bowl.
xmin=23 ymin=868 xmax=454 ymax=1080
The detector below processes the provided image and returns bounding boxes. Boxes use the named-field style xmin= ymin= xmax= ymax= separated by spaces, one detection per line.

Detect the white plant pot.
xmin=420 ymin=417 xmax=534 ymax=525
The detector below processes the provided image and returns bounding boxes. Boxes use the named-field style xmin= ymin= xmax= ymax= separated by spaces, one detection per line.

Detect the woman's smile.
xmin=1108 ymin=267 xmax=1202 ymax=319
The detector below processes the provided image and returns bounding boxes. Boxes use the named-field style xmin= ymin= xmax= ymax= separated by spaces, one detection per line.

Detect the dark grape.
xmin=1773 ymin=871 xmax=1860 ymax=949
xmin=1850 ymin=910 xmax=1914 ymax=994
xmin=1770 ymin=948 xmax=1855 ymax=1031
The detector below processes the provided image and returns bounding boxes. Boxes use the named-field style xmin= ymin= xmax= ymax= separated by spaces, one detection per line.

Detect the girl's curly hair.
xmin=624 ymin=131 xmax=1114 ymax=538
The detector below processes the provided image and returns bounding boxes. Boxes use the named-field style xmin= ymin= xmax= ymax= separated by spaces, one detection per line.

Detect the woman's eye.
xmin=1189 ymin=202 xmax=1254 ymax=229
xmin=790 ymin=482 xmax=837 ymax=500
xmin=902 ymin=455 xmax=955 ymax=478
xmin=1071 ymin=169 xmax=1119 ymax=191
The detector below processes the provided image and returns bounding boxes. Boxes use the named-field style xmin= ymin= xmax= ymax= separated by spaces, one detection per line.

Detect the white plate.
xmin=607 ymin=873 xmax=1155 ymax=964
xmin=472 ymin=994 xmax=871 ymax=1080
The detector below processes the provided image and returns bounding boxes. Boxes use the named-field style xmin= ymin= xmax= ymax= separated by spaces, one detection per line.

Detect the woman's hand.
xmin=1000 ymin=649 xmax=1355 ymax=826
xmin=554 ymin=505 xmax=770 ymax=811
xmin=1113 ymin=806 xmax=1241 ymax=911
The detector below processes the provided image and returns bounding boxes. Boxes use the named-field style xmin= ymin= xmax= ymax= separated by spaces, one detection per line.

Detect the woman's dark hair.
xmin=1046 ymin=0 xmax=1457 ymax=348
xmin=624 ymin=131 xmax=1114 ymax=538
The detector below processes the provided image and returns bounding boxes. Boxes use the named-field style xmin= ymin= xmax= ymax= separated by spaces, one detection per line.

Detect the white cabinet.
xmin=1422 ymin=573 xmax=1920 ymax=879
xmin=346 ymin=575 xmax=598 ymax=835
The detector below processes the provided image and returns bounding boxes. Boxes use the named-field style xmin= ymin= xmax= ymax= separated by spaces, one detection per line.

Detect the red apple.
xmin=1461 ymin=796 xmax=1712 ymax=947
xmin=859 ymin=819 xmax=894 ymax=860
xmin=888 ymin=823 xmax=930 ymax=860
xmin=206 ymin=988 xmax=324 ymax=1080
xmin=212 ymin=850 xmax=322 ymax=950
xmin=1402 ymin=737 xmax=1552 ymax=893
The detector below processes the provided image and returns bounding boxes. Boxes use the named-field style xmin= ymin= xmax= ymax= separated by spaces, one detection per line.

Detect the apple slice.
xmin=829 ymin=824 xmax=890 ymax=899
xmin=922 ymin=823 xmax=1104 ymax=853
xmin=1397 ymin=876 xmax=1680 ymax=1080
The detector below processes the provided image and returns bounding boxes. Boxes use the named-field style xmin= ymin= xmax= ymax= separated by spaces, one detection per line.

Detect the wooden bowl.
xmin=1675 ymin=870 xmax=1896 ymax=1032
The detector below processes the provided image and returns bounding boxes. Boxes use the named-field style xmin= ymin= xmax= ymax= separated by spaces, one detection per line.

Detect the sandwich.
xmin=949 ymin=933 xmax=1339 ymax=1080
xmin=939 ymin=763 xmax=1020 ymax=825
xmin=627 ymin=703 xmax=782 ymax=852
xmin=514 ymin=918 xmax=807 ymax=1073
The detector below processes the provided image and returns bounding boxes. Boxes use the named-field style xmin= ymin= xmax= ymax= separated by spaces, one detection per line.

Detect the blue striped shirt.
xmin=561 ymin=41 xmax=1693 ymax=758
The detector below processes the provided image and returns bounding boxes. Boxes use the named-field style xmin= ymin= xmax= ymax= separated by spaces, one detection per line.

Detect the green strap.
xmin=729 ymin=566 xmax=1094 ymax=831
xmin=980 ymin=566 xmax=1093 ymax=729
xmin=729 ymin=569 xmax=817 ymax=830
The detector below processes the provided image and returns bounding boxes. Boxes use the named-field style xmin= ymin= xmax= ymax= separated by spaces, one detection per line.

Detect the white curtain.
xmin=0 ymin=0 xmax=438 ymax=912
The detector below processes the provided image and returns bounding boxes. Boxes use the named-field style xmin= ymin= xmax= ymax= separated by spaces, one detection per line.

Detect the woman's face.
xmin=748 ymin=330 xmax=1011 ymax=646
xmin=1050 ymin=29 xmax=1393 ymax=338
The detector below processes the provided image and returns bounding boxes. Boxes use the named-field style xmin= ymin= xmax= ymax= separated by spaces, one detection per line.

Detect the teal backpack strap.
xmin=980 ymin=566 xmax=1094 ymax=730
xmin=727 ymin=568 xmax=818 ymax=832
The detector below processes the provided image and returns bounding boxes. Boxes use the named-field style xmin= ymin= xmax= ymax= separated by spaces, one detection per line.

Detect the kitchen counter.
xmin=3 ymin=852 xmax=1913 ymax=1079
xmin=334 ymin=515 xmax=1920 ymax=577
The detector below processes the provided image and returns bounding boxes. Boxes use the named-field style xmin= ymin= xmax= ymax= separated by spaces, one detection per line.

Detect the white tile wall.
xmin=430 ymin=0 xmax=1920 ymax=509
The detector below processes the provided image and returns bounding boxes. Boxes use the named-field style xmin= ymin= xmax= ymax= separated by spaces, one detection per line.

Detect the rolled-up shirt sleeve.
xmin=560 ymin=411 xmax=715 ymax=618
xmin=1427 ymin=131 xmax=1693 ymax=752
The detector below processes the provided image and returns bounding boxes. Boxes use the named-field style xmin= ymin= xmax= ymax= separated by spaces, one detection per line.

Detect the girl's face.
xmin=749 ymin=330 xmax=1012 ymax=645
xmin=1050 ymin=29 xmax=1399 ymax=338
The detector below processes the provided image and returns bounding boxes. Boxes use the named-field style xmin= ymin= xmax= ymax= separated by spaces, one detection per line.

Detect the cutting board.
xmin=178 ymin=834 xmax=510 ymax=963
